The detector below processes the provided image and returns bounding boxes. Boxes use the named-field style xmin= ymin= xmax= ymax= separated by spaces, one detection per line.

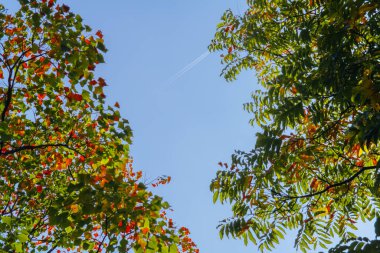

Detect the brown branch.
xmin=279 ymin=165 xmax=377 ymax=200
xmin=1 ymin=50 xmax=28 ymax=122
xmin=1 ymin=143 xmax=85 ymax=157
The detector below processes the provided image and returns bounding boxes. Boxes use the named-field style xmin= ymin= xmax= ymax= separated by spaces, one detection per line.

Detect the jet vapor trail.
xmin=165 ymin=50 xmax=210 ymax=86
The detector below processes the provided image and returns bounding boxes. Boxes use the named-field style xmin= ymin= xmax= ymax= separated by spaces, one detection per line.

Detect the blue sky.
xmin=46 ymin=1 xmax=376 ymax=252
xmin=64 ymin=2 xmax=271 ymax=252
xmin=3 ymin=1 xmax=375 ymax=252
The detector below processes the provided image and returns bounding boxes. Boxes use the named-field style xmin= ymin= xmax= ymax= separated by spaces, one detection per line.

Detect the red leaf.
xmin=48 ymin=0 xmax=54 ymax=7
xmin=43 ymin=170 xmax=52 ymax=176
xmin=74 ymin=94 xmax=82 ymax=101
xmin=96 ymin=30 xmax=104 ymax=39
xmin=36 ymin=185 xmax=43 ymax=193
xmin=38 ymin=94 xmax=46 ymax=100
xmin=67 ymin=93 xmax=83 ymax=102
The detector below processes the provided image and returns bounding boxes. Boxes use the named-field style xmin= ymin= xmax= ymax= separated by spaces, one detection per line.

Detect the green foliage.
xmin=327 ymin=218 xmax=380 ymax=253
xmin=210 ymin=0 xmax=380 ymax=251
xmin=0 ymin=1 xmax=198 ymax=252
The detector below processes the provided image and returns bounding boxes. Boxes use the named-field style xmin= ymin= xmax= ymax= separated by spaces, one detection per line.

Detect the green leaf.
xmin=213 ymin=191 xmax=219 ymax=203
xmin=65 ymin=226 xmax=73 ymax=233
xmin=13 ymin=242 xmax=23 ymax=253
xmin=17 ymin=233 xmax=28 ymax=243
xmin=2 ymin=216 xmax=11 ymax=226
xmin=169 ymin=244 xmax=178 ymax=253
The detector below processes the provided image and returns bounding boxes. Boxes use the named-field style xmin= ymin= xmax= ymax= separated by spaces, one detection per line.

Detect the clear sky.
xmin=63 ymin=2 xmax=274 ymax=252
xmin=3 ymin=1 xmax=375 ymax=252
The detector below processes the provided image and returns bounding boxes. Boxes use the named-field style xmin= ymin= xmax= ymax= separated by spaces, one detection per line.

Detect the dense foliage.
xmin=327 ymin=218 xmax=380 ymax=253
xmin=209 ymin=0 xmax=379 ymax=252
xmin=0 ymin=1 xmax=198 ymax=252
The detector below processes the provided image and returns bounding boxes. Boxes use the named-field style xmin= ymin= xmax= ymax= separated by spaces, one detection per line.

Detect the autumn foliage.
xmin=210 ymin=0 xmax=379 ymax=252
xmin=0 ymin=1 xmax=197 ymax=252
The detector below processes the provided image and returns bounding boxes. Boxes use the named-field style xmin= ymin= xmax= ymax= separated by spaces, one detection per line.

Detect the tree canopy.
xmin=0 ymin=1 xmax=198 ymax=252
xmin=209 ymin=0 xmax=379 ymax=252
xmin=327 ymin=218 xmax=380 ymax=253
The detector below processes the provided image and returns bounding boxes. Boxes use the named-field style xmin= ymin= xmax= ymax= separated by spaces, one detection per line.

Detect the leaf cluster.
xmin=0 ymin=1 xmax=198 ymax=253
xmin=210 ymin=0 xmax=380 ymax=251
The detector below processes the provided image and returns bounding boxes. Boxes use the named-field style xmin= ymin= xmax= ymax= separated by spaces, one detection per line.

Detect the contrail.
xmin=165 ymin=50 xmax=210 ymax=86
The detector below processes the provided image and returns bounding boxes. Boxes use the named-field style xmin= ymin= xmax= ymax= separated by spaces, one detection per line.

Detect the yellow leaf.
xmin=358 ymin=147 xmax=363 ymax=157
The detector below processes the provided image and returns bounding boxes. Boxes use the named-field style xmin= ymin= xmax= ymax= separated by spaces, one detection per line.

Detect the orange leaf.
xmin=355 ymin=160 xmax=364 ymax=167
xmin=70 ymin=204 xmax=79 ymax=213
xmin=66 ymin=158 xmax=72 ymax=166
xmin=141 ymin=227 xmax=149 ymax=234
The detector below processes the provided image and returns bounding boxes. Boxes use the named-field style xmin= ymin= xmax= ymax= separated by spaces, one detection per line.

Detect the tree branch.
xmin=46 ymin=245 xmax=58 ymax=253
xmin=1 ymin=143 xmax=85 ymax=157
xmin=277 ymin=165 xmax=378 ymax=200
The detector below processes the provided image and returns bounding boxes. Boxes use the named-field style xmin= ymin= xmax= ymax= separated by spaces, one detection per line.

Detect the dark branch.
xmin=1 ymin=143 xmax=85 ymax=157
xmin=46 ymin=245 xmax=58 ymax=253
xmin=278 ymin=165 xmax=378 ymax=200
xmin=96 ymin=215 xmax=108 ymax=253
